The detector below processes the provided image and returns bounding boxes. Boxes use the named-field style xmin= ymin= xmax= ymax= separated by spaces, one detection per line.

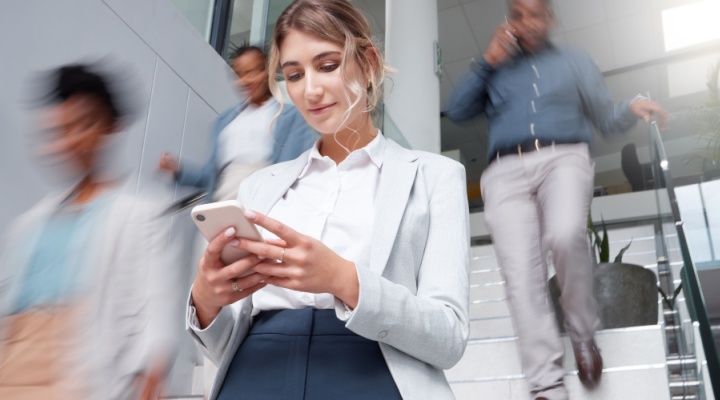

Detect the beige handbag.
xmin=0 ymin=307 xmax=86 ymax=400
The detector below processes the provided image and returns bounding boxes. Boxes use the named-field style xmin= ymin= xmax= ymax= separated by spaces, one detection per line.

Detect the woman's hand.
xmin=191 ymin=227 xmax=268 ymax=328
xmin=235 ymin=210 xmax=360 ymax=309
xmin=135 ymin=361 xmax=166 ymax=400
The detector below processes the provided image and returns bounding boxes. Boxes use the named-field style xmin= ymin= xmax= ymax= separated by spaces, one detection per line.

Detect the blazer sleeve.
xmin=186 ymin=295 xmax=253 ymax=366
xmin=185 ymin=174 xmax=259 ymax=365
xmin=344 ymin=162 xmax=471 ymax=370
xmin=270 ymin=105 xmax=317 ymax=164
xmin=176 ymin=107 xmax=236 ymax=189
xmin=176 ymin=160 xmax=216 ymax=189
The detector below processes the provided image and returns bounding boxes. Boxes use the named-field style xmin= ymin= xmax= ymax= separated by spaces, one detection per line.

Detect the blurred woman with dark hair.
xmin=0 ymin=64 xmax=178 ymax=400
xmin=159 ymin=44 xmax=316 ymax=202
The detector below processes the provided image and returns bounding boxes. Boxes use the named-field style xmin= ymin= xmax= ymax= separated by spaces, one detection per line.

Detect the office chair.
xmin=621 ymin=143 xmax=655 ymax=192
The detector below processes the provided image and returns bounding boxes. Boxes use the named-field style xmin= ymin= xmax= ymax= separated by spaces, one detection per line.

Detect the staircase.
xmin=446 ymin=244 xmax=673 ymax=400
xmin=172 ymin=243 xmax=714 ymax=400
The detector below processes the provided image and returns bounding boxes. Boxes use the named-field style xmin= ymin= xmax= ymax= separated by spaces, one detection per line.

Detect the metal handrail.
xmin=648 ymin=119 xmax=720 ymax=397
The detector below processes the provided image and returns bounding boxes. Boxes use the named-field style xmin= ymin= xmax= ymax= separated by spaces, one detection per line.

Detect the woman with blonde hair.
xmin=187 ymin=1 xmax=470 ymax=399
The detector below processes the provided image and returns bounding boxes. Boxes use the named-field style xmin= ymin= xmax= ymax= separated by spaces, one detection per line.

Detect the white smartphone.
xmin=191 ymin=200 xmax=263 ymax=265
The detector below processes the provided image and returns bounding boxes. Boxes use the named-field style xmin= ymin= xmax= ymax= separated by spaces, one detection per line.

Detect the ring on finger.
xmin=278 ymin=248 xmax=285 ymax=263
xmin=232 ymin=280 xmax=242 ymax=292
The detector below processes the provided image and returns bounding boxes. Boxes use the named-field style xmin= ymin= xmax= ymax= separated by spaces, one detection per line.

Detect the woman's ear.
xmin=364 ymin=45 xmax=379 ymax=78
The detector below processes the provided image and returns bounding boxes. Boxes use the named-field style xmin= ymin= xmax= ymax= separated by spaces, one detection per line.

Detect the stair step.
xmin=447 ymin=325 xmax=666 ymax=381
xmin=470 ymin=300 xmax=510 ymax=319
xmin=470 ymin=268 xmax=503 ymax=285
xmin=471 ymin=246 xmax=496 ymax=258
xmin=470 ymin=282 xmax=507 ymax=302
xmin=470 ymin=259 xmax=500 ymax=273
xmin=461 ymin=248 xmax=674 ymax=399
xmin=470 ymin=316 xmax=515 ymax=340
xmin=450 ymin=365 xmax=670 ymax=400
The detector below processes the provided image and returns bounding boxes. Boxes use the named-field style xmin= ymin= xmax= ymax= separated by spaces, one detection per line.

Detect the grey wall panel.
xmin=177 ymin=91 xmax=219 ymax=183
xmin=102 ymin=0 xmax=240 ymax=113
xmin=136 ymin=59 xmax=192 ymax=197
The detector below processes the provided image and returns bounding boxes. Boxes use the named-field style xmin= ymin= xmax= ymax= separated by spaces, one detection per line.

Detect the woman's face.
xmin=232 ymin=50 xmax=270 ymax=104
xmin=279 ymin=29 xmax=367 ymax=135
xmin=42 ymin=94 xmax=115 ymax=172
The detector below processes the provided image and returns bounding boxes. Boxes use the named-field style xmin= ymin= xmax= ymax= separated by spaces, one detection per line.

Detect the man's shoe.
xmin=573 ymin=339 xmax=603 ymax=388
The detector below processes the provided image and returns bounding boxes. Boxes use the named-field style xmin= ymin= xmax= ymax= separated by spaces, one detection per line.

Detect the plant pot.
xmin=548 ymin=263 xmax=658 ymax=331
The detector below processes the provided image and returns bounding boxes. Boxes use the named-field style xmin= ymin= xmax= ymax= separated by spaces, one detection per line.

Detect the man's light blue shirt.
xmin=446 ymin=44 xmax=638 ymax=162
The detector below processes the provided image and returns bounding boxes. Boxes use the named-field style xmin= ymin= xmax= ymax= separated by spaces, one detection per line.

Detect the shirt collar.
xmin=297 ymin=130 xmax=385 ymax=179
xmin=362 ymin=130 xmax=385 ymax=169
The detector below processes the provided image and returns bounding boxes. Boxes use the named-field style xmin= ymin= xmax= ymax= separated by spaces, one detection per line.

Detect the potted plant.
xmin=548 ymin=218 xmax=659 ymax=330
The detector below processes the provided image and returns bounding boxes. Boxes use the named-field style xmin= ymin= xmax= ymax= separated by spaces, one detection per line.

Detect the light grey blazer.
xmin=188 ymin=139 xmax=471 ymax=400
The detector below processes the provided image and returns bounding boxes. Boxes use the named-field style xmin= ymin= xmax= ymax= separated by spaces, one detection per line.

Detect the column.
xmin=384 ymin=0 xmax=440 ymax=153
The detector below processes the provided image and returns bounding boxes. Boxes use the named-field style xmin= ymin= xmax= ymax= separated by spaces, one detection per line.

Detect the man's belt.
xmin=494 ymin=139 xmax=581 ymax=159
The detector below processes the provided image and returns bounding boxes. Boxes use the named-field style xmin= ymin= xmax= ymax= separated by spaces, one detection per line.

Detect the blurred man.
xmin=446 ymin=0 xmax=668 ymax=399
xmin=0 ymin=64 xmax=178 ymax=400
xmin=159 ymin=45 xmax=316 ymax=201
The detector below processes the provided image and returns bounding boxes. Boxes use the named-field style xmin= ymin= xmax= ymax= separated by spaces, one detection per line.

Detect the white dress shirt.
xmin=188 ymin=132 xmax=385 ymax=329
xmin=250 ymin=132 xmax=385 ymax=315
xmin=217 ymin=98 xmax=278 ymax=167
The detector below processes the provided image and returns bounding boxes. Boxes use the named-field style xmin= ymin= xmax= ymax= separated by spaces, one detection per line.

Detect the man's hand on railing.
xmin=630 ymin=98 xmax=670 ymax=130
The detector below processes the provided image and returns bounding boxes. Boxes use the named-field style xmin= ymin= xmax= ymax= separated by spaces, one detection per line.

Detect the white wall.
xmin=385 ymin=0 xmax=441 ymax=153
xmin=0 ymin=0 xmax=240 ymax=395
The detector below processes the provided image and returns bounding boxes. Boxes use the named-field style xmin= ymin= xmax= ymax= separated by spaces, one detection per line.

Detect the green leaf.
xmin=599 ymin=217 xmax=609 ymax=263
xmin=613 ymin=238 xmax=633 ymax=263
xmin=657 ymin=282 xmax=683 ymax=310
xmin=587 ymin=215 xmax=601 ymax=262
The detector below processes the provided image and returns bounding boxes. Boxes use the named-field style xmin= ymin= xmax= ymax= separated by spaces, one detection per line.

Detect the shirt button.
xmin=378 ymin=330 xmax=388 ymax=339
xmin=302 ymin=294 xmax=311 ymax=303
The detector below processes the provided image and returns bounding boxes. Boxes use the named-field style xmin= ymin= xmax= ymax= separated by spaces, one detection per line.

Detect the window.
xmin=169 ymin=0 xmax=214 ymax=40
xmin=662 ymin=0 xmax=720 ymax=52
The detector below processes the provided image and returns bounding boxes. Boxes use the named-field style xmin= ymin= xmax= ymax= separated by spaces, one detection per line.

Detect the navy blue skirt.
xmin=216 ymin=308 xmax=403 ymax=400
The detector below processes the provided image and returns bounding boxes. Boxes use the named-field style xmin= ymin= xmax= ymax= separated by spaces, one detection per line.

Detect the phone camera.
xmin=196 ymin=214 xmax=206 ymax=222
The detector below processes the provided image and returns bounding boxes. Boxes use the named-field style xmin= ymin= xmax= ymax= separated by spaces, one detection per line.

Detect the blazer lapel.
xmin=369 ymin=140 xmax=418 ymax=275
xmin=252 ymin=151 xmax=311 ymax=215
xmin=246 ymin=139 xmax=418 ymax=277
